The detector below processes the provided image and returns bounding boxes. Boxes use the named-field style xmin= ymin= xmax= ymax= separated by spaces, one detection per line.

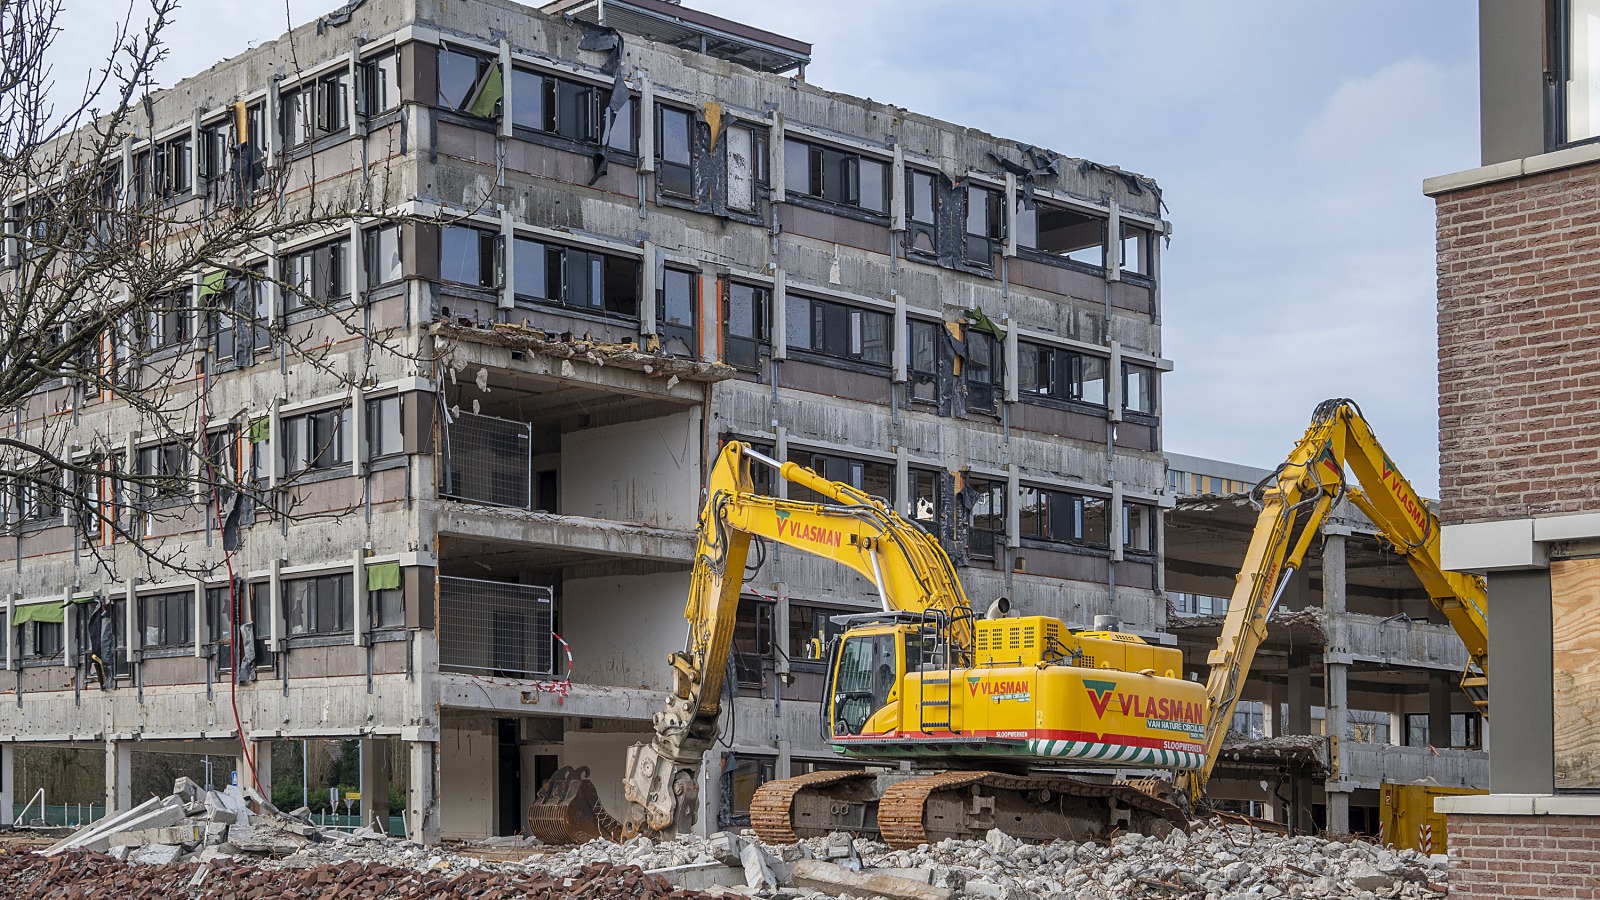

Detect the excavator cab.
xmin=831 ymin=630 xmax=899 ymax=736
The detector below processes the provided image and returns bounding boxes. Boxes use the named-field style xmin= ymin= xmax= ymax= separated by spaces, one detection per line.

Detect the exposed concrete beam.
xmin=432 ymin=503 xmax=696 ymax=563
xmin=436 ymin=673 xmax=666 ymax=721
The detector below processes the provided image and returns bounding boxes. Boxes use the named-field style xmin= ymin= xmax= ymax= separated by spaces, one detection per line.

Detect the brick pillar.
xmin=1447 ymin=813 xmax=1600 ymax=899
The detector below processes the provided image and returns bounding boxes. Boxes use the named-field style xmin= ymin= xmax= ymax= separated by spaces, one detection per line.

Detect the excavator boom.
xmin=1183 ymin=399 xmax=1489 ymax=803
xmin=531 ymin=441 xmax=972 ymax=841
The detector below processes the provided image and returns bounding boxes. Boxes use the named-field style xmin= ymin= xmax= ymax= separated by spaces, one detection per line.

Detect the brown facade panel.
xmin=1435 ymin=162 xmax=1600 ymax=524
xmin=776 ymin=203 xmax=891 ymax=255
xmin=780 ymin=359 xmax=892 ymax=404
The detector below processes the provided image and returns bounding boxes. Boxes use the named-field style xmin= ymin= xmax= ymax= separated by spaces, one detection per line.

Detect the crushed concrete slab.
xmin=791 ymin=858 xmax=955 ymax=900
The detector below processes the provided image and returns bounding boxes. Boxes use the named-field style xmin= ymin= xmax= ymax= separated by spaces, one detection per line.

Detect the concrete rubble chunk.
xmin=791 ymin=858 xmax=956 ymax=900
xmin=131 ymin=843 xmax=182 ymax=865
xmin=740 ymin=841 xmax=778 ymax=890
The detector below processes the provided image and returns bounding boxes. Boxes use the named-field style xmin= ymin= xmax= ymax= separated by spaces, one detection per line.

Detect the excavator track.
xmin=750 ymin=770 xmax=879 ymax=844
xmin=879 ymin=770 xmax=1187 ymax=848
xmin=751 ymin=769 xmax=1188 ymax=850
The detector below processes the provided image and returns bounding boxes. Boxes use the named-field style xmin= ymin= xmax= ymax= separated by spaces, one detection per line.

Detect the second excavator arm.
xmin=616 ymin=441 xmax=972 ymax=838
xmin=1181 ymin=399 xmax=1489 ymax=805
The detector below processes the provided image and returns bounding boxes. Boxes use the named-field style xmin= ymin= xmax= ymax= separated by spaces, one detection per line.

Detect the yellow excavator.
xmin=1180 ymin=398 xmax=1488 ymax=845
xmin=531 ymin=439 xmax=1207 ymax=847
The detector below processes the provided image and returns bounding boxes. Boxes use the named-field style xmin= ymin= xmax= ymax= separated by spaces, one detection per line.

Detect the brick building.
xmin=1425 ymin=1 xmax=1600 ymax=896
xmin=0 ymin=0 xmax=1174 ymax=842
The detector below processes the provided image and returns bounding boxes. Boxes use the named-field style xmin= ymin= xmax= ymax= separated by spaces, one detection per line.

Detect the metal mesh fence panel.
xmin=441 ymin=412 xmax=532 ymax=508
xmin=438 ymin=577 xmax=554 ymax=677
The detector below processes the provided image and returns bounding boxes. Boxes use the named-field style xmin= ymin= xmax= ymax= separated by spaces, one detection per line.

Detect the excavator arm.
xmin=1182 ymin=399 xmax=1489 ymax=805
xmin=613 ymin=441 xmax=972 ymax=839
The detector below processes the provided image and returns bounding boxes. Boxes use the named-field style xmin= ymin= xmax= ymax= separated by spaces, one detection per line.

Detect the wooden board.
xmin=1551 ymin=558 xmax=1600 ymax=789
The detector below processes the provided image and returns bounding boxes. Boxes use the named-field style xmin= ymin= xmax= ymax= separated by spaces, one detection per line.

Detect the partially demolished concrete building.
xmin=1163 ymin=454 xmax=1488 ymax=840
xmin=0 ymin=0 xmax=1173 ymax=842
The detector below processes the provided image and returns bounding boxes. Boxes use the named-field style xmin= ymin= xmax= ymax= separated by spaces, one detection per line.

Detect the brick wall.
xmin=1435 ymin=161 xmax=1600 ymax=525
xmin=1447 ymin=814 xmax=1600 ymax=898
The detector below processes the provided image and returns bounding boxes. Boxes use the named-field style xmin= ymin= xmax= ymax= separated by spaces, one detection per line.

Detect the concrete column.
xmin=105 ymin=740 xmax=133 ymax=814
xmin=1485 ymin=569 xmax=1553 ymax=794
xmin=0 ymin=743 xmax=13 ymax=826
xmin=251 ymin=739 xmax=273 ymax=797
xmin=407 ymin=740 xmax=439 ymax=845
xmin=1429 ymin=673 xmax=1454 ymax=749
xmin=360 ymin=737 xmax=391 ymax=831
xmin=1321 ymin=532 xmax=1350 ymax=835
xmin=1287 ymin=653 xmax=1312 ymax=735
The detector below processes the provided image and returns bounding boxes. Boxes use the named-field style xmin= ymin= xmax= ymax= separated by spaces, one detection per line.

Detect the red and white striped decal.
xmin=1418 ymin=823 xmax=1434 ymax=854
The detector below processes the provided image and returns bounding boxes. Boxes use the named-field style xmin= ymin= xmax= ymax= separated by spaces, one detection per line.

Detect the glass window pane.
xmin=727 ymin=126 xmax=755 ymax=212
xmin=911 ymin=172 xmax=935 ymax=225
xmin=513 ymin=237 xmax=545 ymax=298
xmin=662 ymin=270 xmax=694 ymax=326
xmin=438 ymin=50 xmax=481 ymax=110
xmin=1081 ymin=355 xmax=1107 ymax=405
xmin=966 ymin=186 xmax=990 ymax=236
xmin=440 ymin=227 xmax=482 ymax=285
xmin=511 ymin=69 xmax=544 ymax=130
xmin=860 ymin=309 xmax=889 ymax=365
xmin=858 ymin=158 xmax=886 ymax=213
xmin=785 ymin=293 xmax=810 ymax=349
xmin=661 ymin=107 xmax=691 ymax=165
xmin=784 ymin=139 xmax=811 ymax=196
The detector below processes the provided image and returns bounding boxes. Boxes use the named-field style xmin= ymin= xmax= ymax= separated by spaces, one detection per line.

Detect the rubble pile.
xmin=45 ymin=776 xmax=348 ymax=863
xmin=499 ymin=825 xmax=1447 ymax=900
xmin=0 ymin=852 xmax=712 ymax=900
xmin=37 ymin=783 xmax=1449 ymax=900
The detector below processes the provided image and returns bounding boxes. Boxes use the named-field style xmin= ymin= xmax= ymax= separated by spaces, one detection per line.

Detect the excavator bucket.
xmin=526 ymin=766 xmax=622 ymax=844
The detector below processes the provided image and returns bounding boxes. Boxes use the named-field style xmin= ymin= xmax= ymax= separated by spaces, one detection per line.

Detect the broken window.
xmin=16 ymin=617 xmax=63 ymax=661
xmin=284 ymin=573 xmax=351 ymax=637
xmin=1018 ymin=342 xmax=1107 ymax=406
xmin=658 ymin=268 xmax=697 ymax=355
xmin=282 ymin=73 xmax=346 ymax=147
xmin=1018 ymin=486 xmax=1109 ymax=548
xmin=511 ymin=236 xmax=639 ymax=317
xmin=1119 ymin=223 xmax=1151 ymax=277
xmin=142 ymin=288 xmax=193 ymax=351
xmin=364 ymin=224 xmax=402 ymax=287
xmin=1123 ymin=502 xmax=1156 ymax=553
xmin=281 ymin=406 xmax=350 ymax=474
xmin=437 ymin=48 xmax=496 ymax=115
xmin=907 ymin=318 xmax=941 ymax=404
xmin=153 ymin=134 xmax=191 ymax=198
xmin=964 ymin=330 xmax=1001 ymax=413
xmin=965 ymin=477 xmax=1005 ymax=560
xmin=13 ymin=466 xmax=63 ymax=524
xmin=783 ymin=138 xmax=889 ymax=214
xmin=658 ymin=105 xmax=694 ymax=197
xmin=248 ymin=582 xmax=275 ymax=668
xmin=786 ymin=295 xmax=890 ymax=367
xmin=733 ymin=598 xmax=775 ymax=688
xmin=139 ymin=590 xmax=194 ymax=650
xmin=440 ymin=226 xmax=498 ymax=289
xmin=358 ymin=51 xmax=399 ymax=116
xmin=965 ymin=185 xmax=1001 ymax=265
xmin=285 ymin=238 xmax=350 ymax=311
xmin=135 ymin=441 xmax=189 ymax=506
xmin=511 ymin=68 xmax=607 ymax=144
xmin=725 ymin=123 xmax=768 ymax=213
xmin=1014 ymin=199 xmax=1105 ymax=268
xmin=905 ymin=169 xmax=939 ymax=255
xmin=1122 ymin=362 xmax=1157 ymax=415
xmin=786 ymin=448 xmax=893 ymax=505
xmin=910 ymin=467 xmax=942 ymax=535
xmin=724 ymin=281 xmax=770 ymax=371
xmin=366 ymin=394 xmax=404 ymax=461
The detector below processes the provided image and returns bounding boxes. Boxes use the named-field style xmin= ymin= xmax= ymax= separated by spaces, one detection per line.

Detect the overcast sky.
xmin=51 ymin=1 xmax=1479 ymax=494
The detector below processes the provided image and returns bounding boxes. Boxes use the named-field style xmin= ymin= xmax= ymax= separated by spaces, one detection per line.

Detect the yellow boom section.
xmin=1183 ymin=399 xmax=1489 ymax=803
xmin=682 ymin=441 xmax=972 ymax=718
xmin=620 ymin=440 xmax=971 ymax=838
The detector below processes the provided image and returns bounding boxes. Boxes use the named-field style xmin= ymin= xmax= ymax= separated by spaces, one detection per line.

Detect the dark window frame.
xmin=510 ymin=235 xmax=639 ymax=318
xmin=283 ymin=573 xmax=352 ymax=638
xmin=783 ymin=137 xmax=889 ymax=216
xmin=1017 ymin=484 xmax=1110 ymax=550
xmin=965 ymin=476 xmax=1006 ymax=560
xmin=138 ymin=589 xmax=195 ymax=650
xmin=785 ymin=294 xmax=892 ymax=369
xmin=657 ymin=267 xmax=698 ymax=355
xmin=1013 ymin=198 xmax=1107 ymax=271
xmin=723 ymin=280 xmax=771 ymax=372
xmin=964 ymin=330 xmax=1002 ymax=414
xmin=1017 ymin=341 xmax=1108 ymax=407
xmin=441 ymin=225 xmax=500 ymax=290
xmin=284 ymin=238 xmax=351 ymax=312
